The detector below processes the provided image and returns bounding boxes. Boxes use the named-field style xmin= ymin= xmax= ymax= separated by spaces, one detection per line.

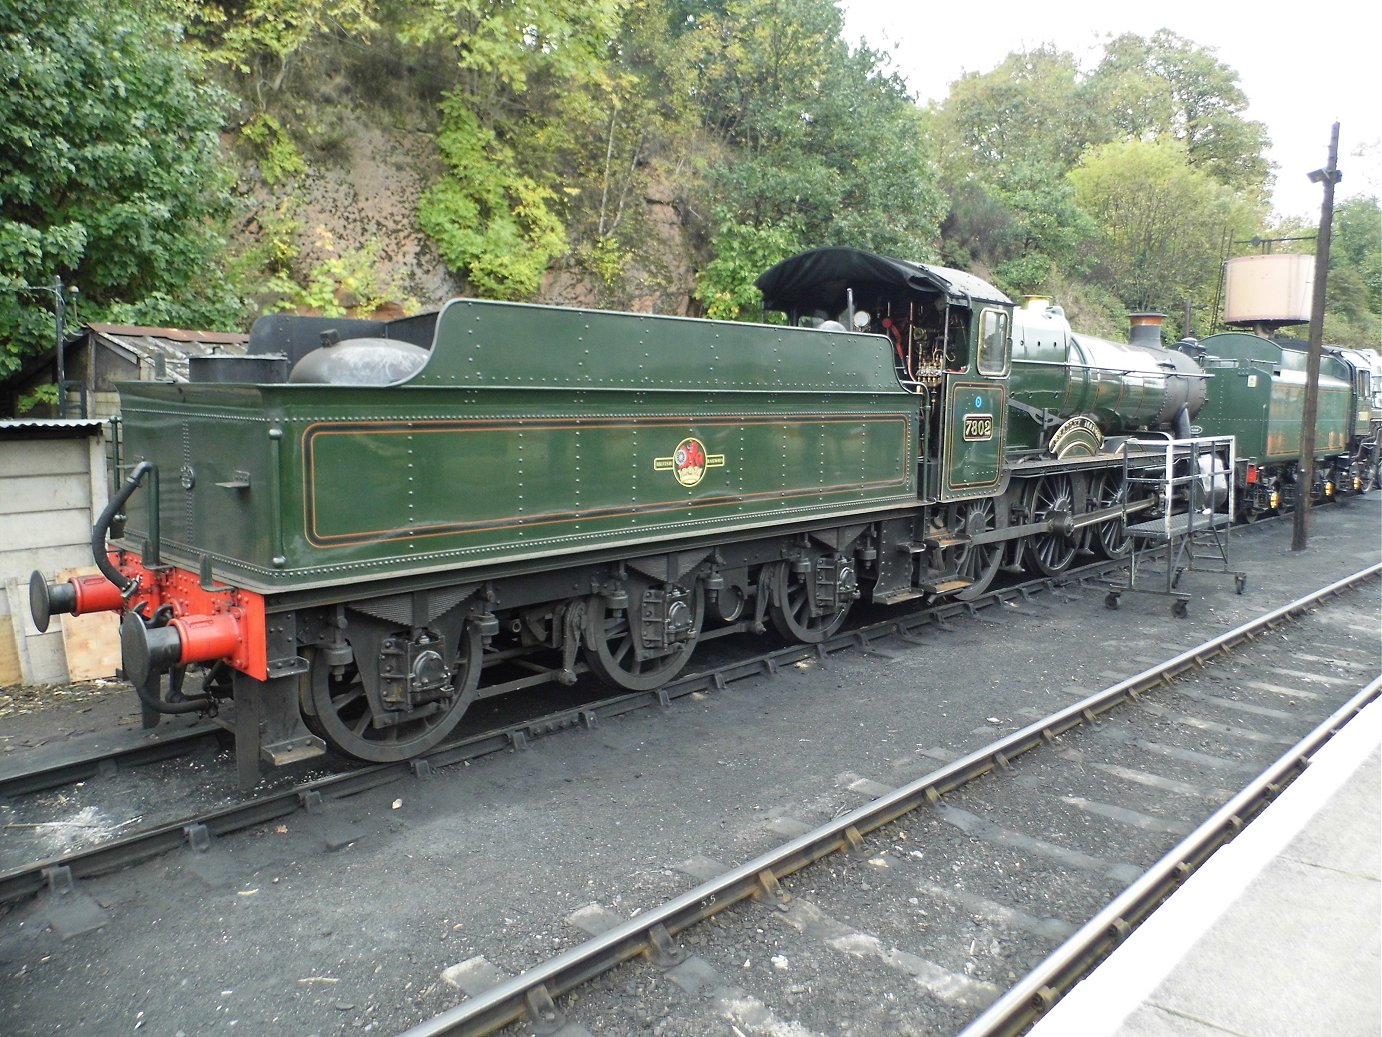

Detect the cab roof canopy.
xmin=755 ymin=246 xmax=1011 ymax=317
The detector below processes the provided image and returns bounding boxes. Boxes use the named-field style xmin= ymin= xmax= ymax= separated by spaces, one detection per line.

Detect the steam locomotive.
xmin=26 ymin=246 xmax=1372 ymax=783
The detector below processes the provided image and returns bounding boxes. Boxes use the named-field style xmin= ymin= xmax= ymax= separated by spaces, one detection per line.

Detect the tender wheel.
xmin=951 ymin=499 xmax=1004 ymax=599
xmin=583 ymin=580 xmax=704 ymax=692
xmin=1023 ymin=474 xmax=1078 ymax=575
xmin=1086 ymin=470 xmax=1131 ymax=559
xmin=768 ymin=558 xmax=853 ymax=643
xmin=308 ymin=621 xmax=483 ymax=762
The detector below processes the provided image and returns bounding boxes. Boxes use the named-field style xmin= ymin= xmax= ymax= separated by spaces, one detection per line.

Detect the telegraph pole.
xmin=1 ymin=277 xmax=76 ymax=416
xmin=1292 ymin=122 xmax=1341 ymax=552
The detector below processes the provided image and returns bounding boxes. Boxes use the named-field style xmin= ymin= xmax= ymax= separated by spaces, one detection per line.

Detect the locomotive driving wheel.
xmin=767 ymin=557 xmax=853 ymax=643
xmin=307 ymin=620 xmax=484 ymax=762
xmin=950 ymin=499 xmax=1003 ymax=599
xmin=1086 ymin=469 xmax=1131 ymax=559
xmin=1022 ymin=473 xmax=1078 ymax=576
xmin=583 ymin=579 xmax=704 ymax=692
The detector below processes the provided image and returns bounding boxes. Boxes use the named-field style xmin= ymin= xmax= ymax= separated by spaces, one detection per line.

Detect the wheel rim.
xmin=1087 ymin=470 xmax=1131 ymax=558
xmin=952 ymin=500 xmax=1002 ymax=599
xmin=583 ymin=581 xmax=703 ymax=691
xmin=309 ymin=621 xmax=483 ymax=762
xmin=1024 ymin=474 xmax=1078 ymax=575
xmin=768 ymin=559 xmax=852 ymax=643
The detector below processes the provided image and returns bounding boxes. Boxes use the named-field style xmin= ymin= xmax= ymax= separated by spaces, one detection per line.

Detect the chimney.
xmin=1128 ymin=312 xmax=1166 ymax=348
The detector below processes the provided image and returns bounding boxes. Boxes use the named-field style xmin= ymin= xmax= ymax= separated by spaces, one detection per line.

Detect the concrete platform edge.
xmin=1026 ymin=689 xmax=1382 ymax=1037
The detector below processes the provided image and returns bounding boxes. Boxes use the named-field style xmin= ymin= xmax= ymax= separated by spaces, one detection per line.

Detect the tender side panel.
xmin=299 ymin=410 xmax=916 ymax=552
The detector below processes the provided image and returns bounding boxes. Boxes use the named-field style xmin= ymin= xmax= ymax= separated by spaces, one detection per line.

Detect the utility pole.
xmin=52 ymin=277 xmax=67 ymax=416
xmin=2 ymin=277 xmax=77 ymax=417
xmin=1292 ymin=122 xmax=1342 ymax=552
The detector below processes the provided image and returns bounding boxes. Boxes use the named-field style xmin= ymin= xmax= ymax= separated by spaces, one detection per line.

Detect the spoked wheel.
xmin=583 ymin=580 xmax=704 ymax=691
xmin=768 ymin=558 xmax=853 ymax=643
xmin=1086 ymin=469 xmax=1131 ymax=559
xmin=1023 ymin=474 xmax=1078 ymax=575
xmin=950 ymin=499 xmax=1003 ymax=599
xmin=308 ymin=621 xmax=483 ymax=762
xmin=1362 ymin=459 xmax=1381 ymax=494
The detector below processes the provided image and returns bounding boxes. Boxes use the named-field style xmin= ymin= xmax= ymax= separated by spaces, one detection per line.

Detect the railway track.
xmin=0 ymin=557 xmax=1133 ymax=904
xmin=387 ymin=563 xmax=1380 ymax=1037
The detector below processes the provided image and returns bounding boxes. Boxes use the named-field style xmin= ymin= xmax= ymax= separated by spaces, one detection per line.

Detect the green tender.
xmin=1196 ymin=332 xmax=1353 ymax=462
xmin=117 ymin=300 xmax=919 ymax=593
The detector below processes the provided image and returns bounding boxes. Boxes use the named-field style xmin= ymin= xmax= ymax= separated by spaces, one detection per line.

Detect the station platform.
xmin=1027 ymin=692 xmax=1381 ymax=1037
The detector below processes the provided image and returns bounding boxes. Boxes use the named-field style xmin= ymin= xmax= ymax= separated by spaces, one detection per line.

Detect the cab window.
xmin=978 ymin=308 xmax=1009 ymax=375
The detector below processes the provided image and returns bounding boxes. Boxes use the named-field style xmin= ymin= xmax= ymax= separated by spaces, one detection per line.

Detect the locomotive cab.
xmin=755 ymin=246 xmax=1012 ymax=505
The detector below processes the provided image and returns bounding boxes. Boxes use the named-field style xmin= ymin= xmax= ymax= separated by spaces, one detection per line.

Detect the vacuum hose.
xmin=94 ymin=460 xmax=154 ymax=591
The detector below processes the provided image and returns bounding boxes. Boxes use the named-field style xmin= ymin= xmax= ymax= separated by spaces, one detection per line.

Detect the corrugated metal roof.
xmin=90 ymin=323 xmax=249 ymax=382
xmin=0 ymin=418 xmax=107 ymax=434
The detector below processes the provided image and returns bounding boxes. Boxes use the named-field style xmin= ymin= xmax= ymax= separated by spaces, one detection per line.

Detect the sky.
xmin=838 ymin=0 xmax=1378 ymax=224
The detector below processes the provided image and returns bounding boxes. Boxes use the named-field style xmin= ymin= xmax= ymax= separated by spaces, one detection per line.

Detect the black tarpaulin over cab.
xmin=754 ymin=246 xmax=1010 ymax=315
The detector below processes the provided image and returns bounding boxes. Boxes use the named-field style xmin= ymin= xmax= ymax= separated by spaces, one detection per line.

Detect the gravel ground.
xmin=0 ymin=495 xmax=1377 ymax=1037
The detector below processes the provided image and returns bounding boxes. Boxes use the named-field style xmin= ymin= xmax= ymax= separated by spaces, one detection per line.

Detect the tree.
xmin=1085 ymin=30 xmax=1271 ymax=197
xmin=937 ymin=46 xmax=1092 ymax=171
xmin=0 ymin=0 xmax=240 ymax=370
xmin=933 ymin=47 xmax=1095 ymax=288
xmin=1069 ymin=138 xmax=1256 ymax=315
xmin=405 ymin=0 xmax=626 ymax=298
xmin=684 ymin=0 xmax=945 ymax=318
xmin=1322 ymin=196 xmax=1382 ymax=345
xmin=189 ymin=0 xmax=379 ymax=107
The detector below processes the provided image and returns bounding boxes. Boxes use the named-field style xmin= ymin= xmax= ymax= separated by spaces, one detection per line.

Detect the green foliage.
xmin=938 ymin=47 xmax=1093 ymax=171
xmin=935 ymin=49 xmax=1099 ymax=285
xmin=16 ymin=383 xmax=58 ymax=414
xmin=680 ymin=0 xmax=944 ymax=314
xmin=403 ymin=0 xmax=622 ymax=96
xmin=1069 ymin=138 xmax=1255 ymax=315
xmin=695 ymin=215 xmax=803 ymax=321
xmin=580 ymin=236 xmax=630 ymax=289
xmin=1322 ymin=196 xmax=1382 ymax=345
xmin=239 ymin=113 xmax=307 ymax=184
xmin=264 ymin=228 xmax=416 ymax=316
xmin=933 ymin=31 xmax=1272 ymax=309
xmin=418 ymin=99 xmax=567 ymax=299
xmin=189 ymin=0 xmax=378 ymax=103
xmin=1085 ymin=30 xmax=1270 ymax=196
xmin=405 ymin=0 xmax=627 ymax=297
xmin=0 ymin=0 xmax=241 ymax=372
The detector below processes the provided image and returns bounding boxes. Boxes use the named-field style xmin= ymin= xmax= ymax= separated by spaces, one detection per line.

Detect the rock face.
xmin=236 ymin=112 xmax=703 ymax=318
xmin=290 ymin=122 xmax=461 ymax=308
xmin=236 ymin=115 xmax=460 ymax=314
xmin=540 ymin=176 xmax=700 ymax=317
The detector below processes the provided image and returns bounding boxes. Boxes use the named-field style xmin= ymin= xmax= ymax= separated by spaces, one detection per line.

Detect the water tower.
xmin=1222 ymin=253 xmax=1314 ymax=337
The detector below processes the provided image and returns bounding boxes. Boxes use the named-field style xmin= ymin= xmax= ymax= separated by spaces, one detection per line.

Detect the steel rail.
xmin=956 ymin=671 xmax=1382 ymax=1037
xmin=393 ymin=561 xmax=1381 ymax=1037
xmin=0 ymin=723 xmax=220 ymax=799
